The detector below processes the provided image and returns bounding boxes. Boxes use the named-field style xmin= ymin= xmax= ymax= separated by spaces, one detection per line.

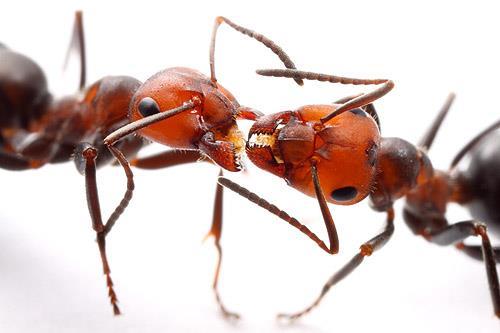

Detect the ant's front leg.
xmin=131 ymin=151 xmax=240 ymax=319
xmin=74 ymin=142 xmax=130 ymax=315
xmin=131 ymin=150 xmax=205 ymax=169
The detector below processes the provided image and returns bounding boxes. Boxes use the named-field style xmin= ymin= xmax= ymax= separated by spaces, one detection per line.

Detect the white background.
xmin=1 ymin=0 xmax=500 ymax=332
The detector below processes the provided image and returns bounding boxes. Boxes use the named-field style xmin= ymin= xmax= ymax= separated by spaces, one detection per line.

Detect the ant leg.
xmin=277 ymin=208 xmax=395 ymax=320
xmin=74 ymin=142 xmax=121 ymax=315
xmin=100 ymin=99 xmax=201 ymax=233
xmin=117 ymin=148 xmax=235 ymax=317
xmin=426 ymin=221 xmax=500 ymax=317
xmin=450 ymin=119 xmax=500 ymax=169
xmin=131 ymin=150 xmax=207 ymax=169
xmin=418 ymin=93 xmax=455 ymax=150
xmin=64 ymin=11 xmax=86 ymax=90
xmin=256 ymin=69 xmax=394 ymax=122
xmin=0 ymin=150 xmax=35 ymax=170
xmin=204 ymin=170 xmax=240 ymax=319
xmin=218 ymin=162 xmax=340 ymax=255
xmin=209 ymin=16 xmax=303 ymax=86
xmin=456 ymin=243 xmax=500 ymax=263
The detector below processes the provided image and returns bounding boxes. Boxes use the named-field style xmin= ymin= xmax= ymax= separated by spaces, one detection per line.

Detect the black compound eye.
xmin=138 ymin=97 xmax=160 ymax=117
xmin=331 ymin=186 xmax=358 ymax=201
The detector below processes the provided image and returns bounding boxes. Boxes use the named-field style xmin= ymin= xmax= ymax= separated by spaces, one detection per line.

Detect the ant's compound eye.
xmin=138 ymin=97 xmax=160 ymax=117
xmin=331 ymin=186 xmax=358 ymax=201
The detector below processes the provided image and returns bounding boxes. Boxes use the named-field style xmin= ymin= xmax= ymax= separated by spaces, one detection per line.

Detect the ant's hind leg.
xmin=426 ymin=221 xmax=500 ymax=317
xmin=74 ymin=142 xmax=122 ymax=315
xmin=204 ymin=170 xmax=240 ymax=320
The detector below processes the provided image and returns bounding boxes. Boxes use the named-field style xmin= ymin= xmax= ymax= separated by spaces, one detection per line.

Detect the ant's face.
xmin=246 ymin=105 xmax=380 ymax=205
xmin=129 ymin=67 xmax=245 ymax=171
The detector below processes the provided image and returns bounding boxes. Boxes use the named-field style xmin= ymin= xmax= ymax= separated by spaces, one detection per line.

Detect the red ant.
xmin=0 ymin=12 xmax=392 ymax=317
xmin=217 ymin=87 xmax=500 ymax=319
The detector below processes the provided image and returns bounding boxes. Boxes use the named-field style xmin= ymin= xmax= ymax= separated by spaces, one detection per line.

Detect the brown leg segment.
xmin=131 ymin=150 xmax=206 ymax=169
xmin=64 ymin=11 xmax=86 ymax=90
xmin=418 ymin=93 xmax=455 ymax=150
xmin=277 ymin=208 xmax=395 ymax=321
xmin=426 ymin=221 xmax=500 ymax=317
xmin=0 ymin=150 xmax=35 ymax=170
xmin=204 ymin=170 xmax=240 ymax=319
xmin=76 ymin=143 xmax=120 ymax=315
xmin=456 ymin=243 xmax=500 ymax=263
xmin=450 ymin=119 xmax=500 ymax=169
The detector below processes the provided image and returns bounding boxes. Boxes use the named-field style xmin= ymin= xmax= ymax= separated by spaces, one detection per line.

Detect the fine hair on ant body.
xmin=0 ymin=12 xmax=393 ymax=317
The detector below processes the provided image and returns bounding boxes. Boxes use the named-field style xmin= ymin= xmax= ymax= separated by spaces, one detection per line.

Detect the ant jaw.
xmin=199 ymin=139 xmax=243 ymax=172
xmin=199 ymin=126 xmax=245 ymax=172
xmin=246 ymin=143 xmax=285 ymax=178
xmin=246 ymin=124 xmax=286 ymax=178
xmin=245 ymin=111 xmax=293 ymax=175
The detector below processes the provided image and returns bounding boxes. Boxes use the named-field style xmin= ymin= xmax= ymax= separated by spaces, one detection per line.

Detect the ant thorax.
xmin=370 ymin=137 xmax=434 ymax=212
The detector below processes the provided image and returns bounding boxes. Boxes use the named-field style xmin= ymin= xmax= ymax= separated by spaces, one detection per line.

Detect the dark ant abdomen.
xmin=459 ymin=129 xmax=500 ymax=235
xmin=0 ymin=47 xmax=51 ymax=129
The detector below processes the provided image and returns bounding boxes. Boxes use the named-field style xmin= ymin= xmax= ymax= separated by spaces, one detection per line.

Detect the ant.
xmin=0 ymin=12 xmax=392 ymax=317
xmin=217 ymin=85 xmax=500 ymax=319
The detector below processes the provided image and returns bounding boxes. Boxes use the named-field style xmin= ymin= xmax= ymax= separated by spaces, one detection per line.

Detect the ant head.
xmin=247 ymin=105 xmax=380 ymax=205
xmin=129 ymin=67 xmax=245 ymax=171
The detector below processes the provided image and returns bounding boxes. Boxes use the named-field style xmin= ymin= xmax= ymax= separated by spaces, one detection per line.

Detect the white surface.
xmin=1 ymin=1 xmax=500 ymax=332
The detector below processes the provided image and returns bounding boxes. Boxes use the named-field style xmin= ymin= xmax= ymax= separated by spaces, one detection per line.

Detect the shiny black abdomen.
xmin=0 ymin=47 xmax=50 ymax=129
xmin=459 ymin=129 xmax=500 ymax=235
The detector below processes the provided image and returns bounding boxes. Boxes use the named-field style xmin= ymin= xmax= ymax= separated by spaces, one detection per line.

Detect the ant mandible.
xmin=217 ymin=85 xmax=500 ymax=319
xmin=0 ymin=12 xmax=392 ymax=317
